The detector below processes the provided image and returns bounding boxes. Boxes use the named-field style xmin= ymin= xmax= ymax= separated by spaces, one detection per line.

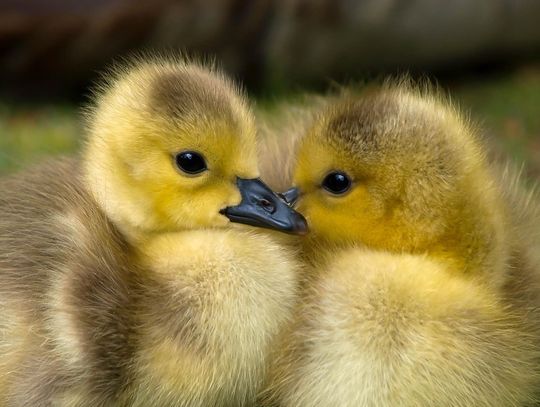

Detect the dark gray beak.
xmin=220 ymin=178 xmax=308 ymax=235
xmin=278 ymin=187 xmax=300 ymax=206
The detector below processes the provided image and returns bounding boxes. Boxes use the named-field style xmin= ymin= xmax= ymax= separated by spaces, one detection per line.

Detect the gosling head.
xmin=294 ymin=84 xmax=506 ymax=272
xmin=84 ymin=58 xmax=307 ymax=241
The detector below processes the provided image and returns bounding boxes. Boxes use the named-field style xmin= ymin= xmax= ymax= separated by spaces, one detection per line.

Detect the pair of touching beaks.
xmin=220 ymin=178 xmax=307 ymax=235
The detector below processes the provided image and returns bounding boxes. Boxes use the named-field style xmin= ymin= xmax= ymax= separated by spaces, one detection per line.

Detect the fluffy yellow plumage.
xmin=259 ymin=83 xmax=540 ymax=406
xmin=0 ymin=57 xmax=306 ymax=406
xmin=85 ymin=59 xmax=259 ymax=238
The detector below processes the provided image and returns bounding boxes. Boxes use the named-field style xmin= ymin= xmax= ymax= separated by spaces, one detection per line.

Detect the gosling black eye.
xmin=175 ymin=151 xmax=207 ymax=175
xmin=322 ymin=171 xmax=351 ymax=195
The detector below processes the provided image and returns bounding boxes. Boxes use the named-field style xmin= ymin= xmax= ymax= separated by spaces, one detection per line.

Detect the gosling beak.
xmin=278 ymin=187 xmax=300 ymax=206
xmin=220 ymin=178 xmax=308 ymax=235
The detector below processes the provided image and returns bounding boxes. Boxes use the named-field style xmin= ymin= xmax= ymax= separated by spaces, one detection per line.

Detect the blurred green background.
xmin=1 ymin=1 xmax=539 ymax=181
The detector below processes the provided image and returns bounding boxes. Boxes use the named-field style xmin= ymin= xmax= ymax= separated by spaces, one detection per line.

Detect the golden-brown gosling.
xmin=260 ymin=84 xmax=540 ymax=406
xmin=0 ymin=57 xmax=307 ymax=406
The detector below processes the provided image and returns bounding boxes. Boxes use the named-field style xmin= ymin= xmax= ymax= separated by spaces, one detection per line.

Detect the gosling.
xmin=260 ymin=84 xmax=540 ymax=407
xmin=0 ymin=57 xmax=307 ymax=406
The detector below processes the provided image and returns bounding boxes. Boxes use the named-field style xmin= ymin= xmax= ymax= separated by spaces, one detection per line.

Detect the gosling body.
xmin=260 ymin=84 xmax=540 ymax=406
xmin=0 ymin=59 xmax=303 ymax=406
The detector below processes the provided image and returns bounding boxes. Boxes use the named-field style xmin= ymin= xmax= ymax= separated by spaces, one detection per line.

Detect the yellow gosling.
xmin=260 ymin=83 xmax=540 ymax=406
xmin=0 ymin=57 xmax=306 ymax=406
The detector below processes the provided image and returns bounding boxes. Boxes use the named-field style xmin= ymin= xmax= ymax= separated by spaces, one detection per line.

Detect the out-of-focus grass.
xmin=453 ymin=65 xmax=540 ymax=181
xmin=0 ymin=66 xmax=539 ymax=181
xmin=0 ymin=104 xmax=80 ymax=174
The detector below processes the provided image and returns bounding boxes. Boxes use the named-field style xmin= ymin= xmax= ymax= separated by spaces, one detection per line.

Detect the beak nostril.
xmin=259 ymin=198 xmax=275 ymax=213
